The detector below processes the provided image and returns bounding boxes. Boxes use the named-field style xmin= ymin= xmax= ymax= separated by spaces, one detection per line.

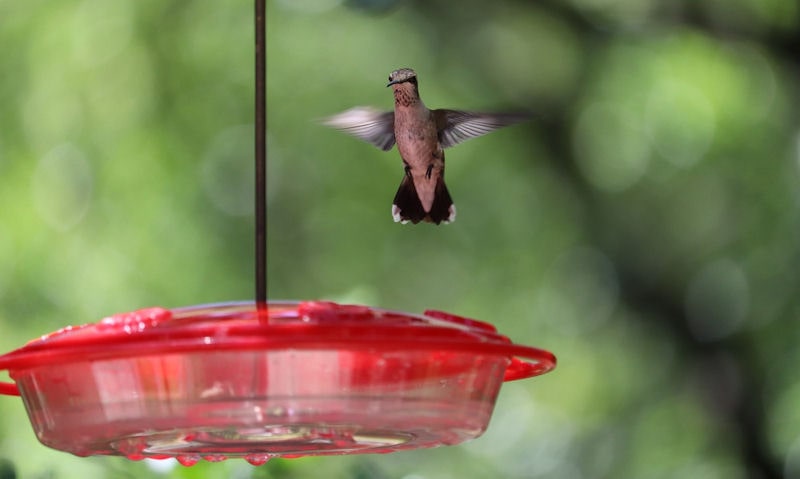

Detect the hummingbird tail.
xmin=428 ymin=177 xmax=456 ymax=224
xmin=392 ymin=176 xmax=456 ymax=225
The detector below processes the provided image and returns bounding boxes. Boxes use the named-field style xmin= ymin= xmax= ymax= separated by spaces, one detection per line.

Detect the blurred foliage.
xmin=0 ymin=0 xmax=799 ymax=478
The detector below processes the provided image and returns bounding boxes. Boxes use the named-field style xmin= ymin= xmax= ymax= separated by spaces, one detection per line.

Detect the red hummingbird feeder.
xmin=0 ymin=301 xmax=554 ymax=464
xmin=0 ymin=0 xmax=555 ymax=465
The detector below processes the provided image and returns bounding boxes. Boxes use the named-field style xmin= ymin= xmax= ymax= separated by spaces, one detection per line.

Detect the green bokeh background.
xmin=1 ymin=0 xmax=799 ymax=477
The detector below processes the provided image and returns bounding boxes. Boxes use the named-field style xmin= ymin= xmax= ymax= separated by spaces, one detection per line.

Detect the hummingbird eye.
xmin=388 ymin=76 xmax=392 ymax=82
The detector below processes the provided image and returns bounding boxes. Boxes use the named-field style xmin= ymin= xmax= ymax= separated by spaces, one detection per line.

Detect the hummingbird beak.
xmin=386 ymin=80 xmax=398 ymax=87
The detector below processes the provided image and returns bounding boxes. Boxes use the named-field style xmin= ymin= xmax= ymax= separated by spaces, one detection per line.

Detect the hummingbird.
xmin=323 ymin=67 xmax=529 ymax=224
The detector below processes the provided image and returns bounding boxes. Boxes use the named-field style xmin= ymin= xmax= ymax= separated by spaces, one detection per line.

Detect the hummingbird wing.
xmin=434 ymin=110 xmax=530 ymax=149
xmin=320 ymin=107 xmax=396 ymax=151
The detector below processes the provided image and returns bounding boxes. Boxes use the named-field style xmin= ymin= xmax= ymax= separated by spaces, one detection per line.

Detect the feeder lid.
xmin=0 ymin=301 xmax=555 ymax=385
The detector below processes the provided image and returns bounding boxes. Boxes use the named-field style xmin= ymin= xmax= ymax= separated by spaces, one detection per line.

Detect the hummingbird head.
xmin=387 ymin=68 xmax=418 ymax=87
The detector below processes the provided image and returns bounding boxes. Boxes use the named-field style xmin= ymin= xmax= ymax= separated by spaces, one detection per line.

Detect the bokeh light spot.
xmin=201 ymin=125 xmax=255 ymax=216
xmin=275 ymin=0 xmax=343 ymax=14
xmin=83 ymin=45 xmax=155 ymax=138
xmin=684 ymin=259 xmax=749 ymax=341
xmin=465 ymin=388 xmax=575 ymax=477
xmin=22 ymin=80 xmax=85 ymax=153
xmin=536 ymin=246 xmax=619 ymax=336
xmin=31 ymin=144 xmax=93 ymax=232
xmin=476 ymin=10 xmax=581 ymax=103
xmin=568 ymin=0 xmax=658 ymax=28
xmin=645 ymin=79 xmax=715 ymax=168
xmin=784 ymin=434 xmax=800 ymax=479
xmin=70 ymin=0 xmax=133 ymax=68
xmin=795 ymin=131 xmax=800 ymax=179
xmin=573 ymin=102 xmax=650 ymax=192
xmin=0 ymin=227 xmax=11 ymax=300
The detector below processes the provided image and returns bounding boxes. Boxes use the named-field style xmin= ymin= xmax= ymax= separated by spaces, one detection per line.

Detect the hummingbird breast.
xmin=395 ymin=109 xmax=442 ymax=168
xmin=393 ymin=106 xmax=445 ymax=213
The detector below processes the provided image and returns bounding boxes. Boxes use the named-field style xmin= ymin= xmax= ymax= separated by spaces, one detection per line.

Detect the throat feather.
xmin=394 ymin=90 xmax=418 ymax=107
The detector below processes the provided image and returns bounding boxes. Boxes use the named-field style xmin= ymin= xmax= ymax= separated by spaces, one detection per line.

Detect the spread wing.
xmin=434 ymin=110 xmax=530 ymax=149
xmin=320 ymin=107 xmax=396 ymax=151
